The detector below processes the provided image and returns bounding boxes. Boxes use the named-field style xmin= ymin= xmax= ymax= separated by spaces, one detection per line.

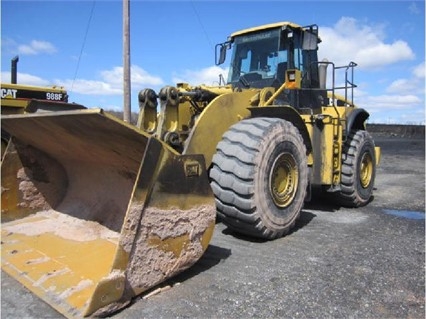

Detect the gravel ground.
xmin=1 ymin=133 xmax=425 ymax=319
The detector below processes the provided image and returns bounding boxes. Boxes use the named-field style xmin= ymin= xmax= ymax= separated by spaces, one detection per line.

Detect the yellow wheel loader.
xmin=1 ymin=82 xmax=85 ymax=158
xmin=1 ymin=22 xmax=380 ymax=318
xmin=1 ymin=56 xmax=85 ymax=158
xmin=1 ymin=56 xmax=86 ymax=115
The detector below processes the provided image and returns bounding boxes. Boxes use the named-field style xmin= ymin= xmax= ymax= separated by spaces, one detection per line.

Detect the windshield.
xmin=227 ymin=29 xmax=286 ymax=84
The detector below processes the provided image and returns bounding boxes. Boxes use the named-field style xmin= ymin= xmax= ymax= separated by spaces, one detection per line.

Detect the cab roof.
xmin=230 ymin=21 xmax=303 ymax=39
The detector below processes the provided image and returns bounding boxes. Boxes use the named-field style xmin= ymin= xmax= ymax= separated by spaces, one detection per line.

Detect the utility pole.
xmin=123 ymin=0 xmax=131 ymax=122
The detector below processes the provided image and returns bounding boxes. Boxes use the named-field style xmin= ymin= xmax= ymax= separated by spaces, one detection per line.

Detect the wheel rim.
xmin=359 ymin=152 xmax=373 ymax=188
xmin=269 ymin=153 xmax=299 ymax=208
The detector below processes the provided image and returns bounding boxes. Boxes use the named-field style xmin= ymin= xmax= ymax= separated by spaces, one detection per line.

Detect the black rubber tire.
xmin=336 ymin=130 xmax=376 ymax=207
xmin=209 ymin=117 xmax=308 ymax=239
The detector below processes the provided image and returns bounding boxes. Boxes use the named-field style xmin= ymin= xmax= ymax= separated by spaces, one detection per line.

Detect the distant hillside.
xmin=368 ymin=124 xmax=425 ymax=138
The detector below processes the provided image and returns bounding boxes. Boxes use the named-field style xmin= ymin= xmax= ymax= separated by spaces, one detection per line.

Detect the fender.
xmin=346 ymin=108 xmax=370 ymax=133
xmin=248 ymin=106 xmax=313 ymax=154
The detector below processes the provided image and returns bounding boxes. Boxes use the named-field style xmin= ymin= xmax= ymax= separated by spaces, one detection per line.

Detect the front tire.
xmin=337 ymin=130 xmax=376 ymax=207
xmin=209 ymin=118 xmax=308 ymax=239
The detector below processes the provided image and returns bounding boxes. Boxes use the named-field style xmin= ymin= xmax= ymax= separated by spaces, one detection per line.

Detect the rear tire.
xmin=209 ymin=118 xmax=308 ymax=239
xmin=336 ymin=130 xmax=376 ymax=207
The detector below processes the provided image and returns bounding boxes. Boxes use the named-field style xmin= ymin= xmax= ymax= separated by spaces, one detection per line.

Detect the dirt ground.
xmin=1 ymin=129 xmax=425 ymax=319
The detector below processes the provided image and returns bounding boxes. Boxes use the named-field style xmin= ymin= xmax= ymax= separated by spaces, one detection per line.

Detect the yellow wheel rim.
xmin=360 ymin=152 xmax=373 ymax=188
xmin=270 ymin=153 xmax=299 ymax=208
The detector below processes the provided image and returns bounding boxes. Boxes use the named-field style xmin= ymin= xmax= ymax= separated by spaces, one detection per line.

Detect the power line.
xmin=190 ymin=1 xmax=213 ymax=51
xmin=72 ymin=0 xmax=96 ymax=92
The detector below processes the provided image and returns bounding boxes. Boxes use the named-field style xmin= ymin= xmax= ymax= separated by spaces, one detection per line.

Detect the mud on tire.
xmin=209 ymin=117 xmax=308 ymax=239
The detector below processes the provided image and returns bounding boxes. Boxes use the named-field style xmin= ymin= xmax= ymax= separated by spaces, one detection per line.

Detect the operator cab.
xmin=216 ymin=22 xmax=325 ymax=108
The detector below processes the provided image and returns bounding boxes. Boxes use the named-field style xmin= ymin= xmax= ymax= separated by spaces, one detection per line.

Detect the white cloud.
xmin=413 ymin=61 xmax=425 ymax=78
xmin=1 ymin=71 xmax=50 ymax=86
xmin=1 ymin=64 xmax=164 ymax=98
xmin=386 ymin=78 xmax=416 ymax=94
xmin=364 ymin=94 xmax=421 ymax=110
xmin=17 ymin=40 xmax=57 ymax=55
xmin=386 ymin=61 xmax=425 ymax=95
xmin=319 ymin=17 xmax=415 ymax=69
xmin=101 ymin=65 xmax=164 ymax=88
xmin=359 ymin=93 xmax=423 ymax=123
xmin=1 ymin=38 xmax=17 ymax=54
xmin=172 ymin=65 xmax=228 ymax=86
xmin=355 ymin=40 xmax=414 ymax=67
xmin=131 ymin=65 xmax=165 ymax=87
xmin=360 ymin=92 xmax=424 ymax=123
xmin=55 ymin=78 xmax=122 ymax=95
xmin=54 ymin=65 xmax=164 ymax=95
xmin=369 ymin=108 xmax=425 ymax=125
xmin=408 ymin=2 xmax=421 ymax=14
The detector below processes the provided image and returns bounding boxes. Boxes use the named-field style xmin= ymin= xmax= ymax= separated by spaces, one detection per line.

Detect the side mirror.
xmin=302 ymin=31 xmax=318 ymax=51
xmin=215 ymin=42 xmax=230 ymax=65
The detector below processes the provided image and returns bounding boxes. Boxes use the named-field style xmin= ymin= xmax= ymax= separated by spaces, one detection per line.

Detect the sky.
xmin=1 ymin=0 xmax=425 ymax=124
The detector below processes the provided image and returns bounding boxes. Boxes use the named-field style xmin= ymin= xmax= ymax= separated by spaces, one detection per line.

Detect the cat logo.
xmin=1 ymin=88 xmax=18 ymax=99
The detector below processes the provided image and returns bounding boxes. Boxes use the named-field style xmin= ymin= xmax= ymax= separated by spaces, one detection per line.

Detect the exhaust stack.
xmin=11 ymin=56 xmax=19 ymax=84
xmin=318 ymin=58 xmax=329 ymax=90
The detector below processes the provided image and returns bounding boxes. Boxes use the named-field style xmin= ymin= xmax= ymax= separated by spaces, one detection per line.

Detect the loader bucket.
xmin=1 ymin=109 xmax=216 ymax=318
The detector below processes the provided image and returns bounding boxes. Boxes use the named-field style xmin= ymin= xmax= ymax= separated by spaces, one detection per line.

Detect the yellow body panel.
xmin=1 ymin=82 xmax=66 ymax=93
xmin=183 ymin=90 xmax=258 ymax=167
xmin=1 ymin=83 xmax=70 ymax=114
xmin=1 ymin=98 xmax=28 ymax=113
xmin=302 ymin=106 xmax=346 ymax=186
